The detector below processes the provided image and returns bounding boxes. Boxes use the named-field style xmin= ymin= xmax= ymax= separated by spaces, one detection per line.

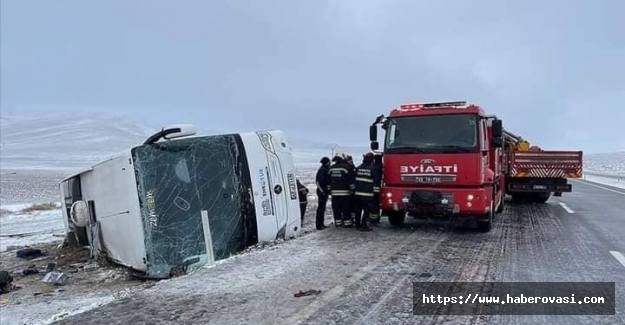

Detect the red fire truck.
xmin=368 ymin=101 xmax=583 ymax=232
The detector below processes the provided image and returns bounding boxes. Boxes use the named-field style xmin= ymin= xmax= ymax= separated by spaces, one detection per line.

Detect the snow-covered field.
xmin=583 ymin=151 xmax=625 ymax=175
xmin=582 ymin=151 xmax=625 ymax=189
xmin=0 ymin=203 xmax=65 ymax=252
xmin=0 ymin=112 xmax=367 ymax=171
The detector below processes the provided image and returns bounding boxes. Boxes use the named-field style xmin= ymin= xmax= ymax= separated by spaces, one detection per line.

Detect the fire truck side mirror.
xmin=491 ymin=119 xmax=503 ymax=148
xmin=369 ymin=124 xmax=378 ymax=141
xmin=492 ymin=119 xmax=503 ymax=138
xmin=371 ymin=141 xmax=379 ymax=151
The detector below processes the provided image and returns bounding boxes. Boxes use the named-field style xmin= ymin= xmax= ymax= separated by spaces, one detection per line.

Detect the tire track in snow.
xmin=278 ymin=227 xmax=442 ymax=325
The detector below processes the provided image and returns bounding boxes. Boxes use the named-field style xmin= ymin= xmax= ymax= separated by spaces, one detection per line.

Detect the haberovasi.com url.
xmin=421 ymin=293 xmax=606 ymax=306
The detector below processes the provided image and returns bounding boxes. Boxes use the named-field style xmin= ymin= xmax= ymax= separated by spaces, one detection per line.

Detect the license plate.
xmin=415 ymin=176 xmax=442 ymax=183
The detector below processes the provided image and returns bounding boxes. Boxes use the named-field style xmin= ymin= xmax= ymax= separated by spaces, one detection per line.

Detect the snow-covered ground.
xmin=0 ymin=203 xmax=65 ymax=252
xmin=583 ymin=151 xmax=625 ymax=175
xmin=581 ymin=173 xmax=625 ymax=190
xmin=582 ymin=152 xmax=624 ymax=190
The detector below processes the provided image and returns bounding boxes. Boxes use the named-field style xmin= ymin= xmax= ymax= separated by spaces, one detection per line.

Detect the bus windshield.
xmin=131 ymin=134 xmax=256 ymax=278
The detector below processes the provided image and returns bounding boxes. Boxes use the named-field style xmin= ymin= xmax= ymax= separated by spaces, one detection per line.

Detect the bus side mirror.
xmin=371 ymin=141 xmax=379 ymax=151
xmin=162 ymin=124 xmax=196 ymax=140
xmin=144 ymin=124 xmax=196 ymax=145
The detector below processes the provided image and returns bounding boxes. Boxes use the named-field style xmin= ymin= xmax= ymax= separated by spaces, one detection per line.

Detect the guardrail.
xmin=583 ymin=171 xmax=623 ymax=182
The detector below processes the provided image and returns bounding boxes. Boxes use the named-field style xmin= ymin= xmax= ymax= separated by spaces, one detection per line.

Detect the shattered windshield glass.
xmin=131 ymin=135 xmax=256 ymax=278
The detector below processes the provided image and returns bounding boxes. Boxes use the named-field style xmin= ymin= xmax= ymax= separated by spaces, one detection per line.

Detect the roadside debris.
xmin=1 ymin=271 xmax=15 ymax=294
xmin=21 ymin=265 xmax=39 ymax=276
xmin=42 ymin=271 xmax=69 ymax=286
xmin=16 ymin=248 xmax=48 ymax=259
xmin=294 ymin=289 xmax=321 ymax=298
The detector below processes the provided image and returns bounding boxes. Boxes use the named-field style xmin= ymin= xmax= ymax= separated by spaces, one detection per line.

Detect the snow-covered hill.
xmin=0 ymin=112 xmax=154 ymax=170
xmin=0 ymin=112 xmax=368 ymax=170
xmin=583 ymin=151 xmax=625 ymax=175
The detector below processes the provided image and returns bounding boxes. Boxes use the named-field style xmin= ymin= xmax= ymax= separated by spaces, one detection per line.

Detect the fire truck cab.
xmin=369 ymin=101 xmax=505 ymax=232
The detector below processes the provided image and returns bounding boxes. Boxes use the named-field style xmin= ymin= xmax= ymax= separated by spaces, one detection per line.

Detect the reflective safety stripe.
xmin=330 ymin=168 xmax=349 ymax=173
xmin=331 ymin=190 xmax=351 ymax=196
xmin=349 ymin=184 xmax=355 ymax=189
xmin=373 ymin=187 xmax=380 ymax=192
xmin=335 ymin=220 xmax=343 ymax=225
xmin=355 ymin=177 xmax=373 ymax=183
xmin=343 ymin=219 xmax=353 ymax=225
xmin=355 ymin=191 xmax=374 ymax=197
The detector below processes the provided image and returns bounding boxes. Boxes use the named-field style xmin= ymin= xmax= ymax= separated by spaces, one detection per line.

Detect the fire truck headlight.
xmin=467 ymin=194 xmax=474 ymax=201
xmin=386 ymin=192 xmax=392 ymax=198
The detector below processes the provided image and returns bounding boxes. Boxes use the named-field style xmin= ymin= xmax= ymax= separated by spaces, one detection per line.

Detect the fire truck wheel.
xmin=495 ymin=190 xmax=504 ymax=213
xmin=387 ymin=210 xmax=405 ymax=226
xmin=533 ymin=192 xmax=551 ymax=203
xmin=477 ymin=201 xmax=493 ymax=232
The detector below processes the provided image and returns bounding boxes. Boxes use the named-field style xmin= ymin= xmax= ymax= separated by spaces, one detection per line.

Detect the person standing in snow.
xmin=296 ymin=178 xmax=309 ymax=225
xmin=353 ymin=153 xmax=376 ymax=231
xmin=315 ymin=157 xmax=331 ymax=230
xmin=326 ymin=154 xmax=355 ymax=227
xmin=345 ymin=155 xmax=357 ymax=224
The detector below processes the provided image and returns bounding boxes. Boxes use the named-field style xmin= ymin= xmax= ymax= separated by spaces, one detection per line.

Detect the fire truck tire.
xmin=511 ymin=193 xmax=527 ymax=203
xmin=387 ymin=210 xmax=405 ymax=226
xmin=495 ymin=191 xmax=504 ymax=213
xmin=533 ymin=192 xmax=551 ymax=203
xmin=477 ymin=201 xmax=493 ymax=232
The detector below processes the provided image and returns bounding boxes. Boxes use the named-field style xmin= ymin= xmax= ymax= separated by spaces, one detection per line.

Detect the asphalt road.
xmin=53 ymin=180 xmax=625 ymax=325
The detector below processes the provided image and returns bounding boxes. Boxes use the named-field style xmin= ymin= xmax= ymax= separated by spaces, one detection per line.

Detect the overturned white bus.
xmin=59 ymin=125 xmax=301 ymax=278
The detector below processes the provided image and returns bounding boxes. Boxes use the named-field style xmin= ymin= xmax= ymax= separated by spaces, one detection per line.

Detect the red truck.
xmin=368 ymin=101 xmax=583 ymax=232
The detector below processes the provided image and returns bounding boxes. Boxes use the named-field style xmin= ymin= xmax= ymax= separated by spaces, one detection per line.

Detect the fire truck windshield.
xmin=384 ymin=114 xmax=478 ymax=153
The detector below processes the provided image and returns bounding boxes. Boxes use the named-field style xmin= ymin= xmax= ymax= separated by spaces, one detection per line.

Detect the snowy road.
xmin=51 ymin=180 xmax=624 ymax=325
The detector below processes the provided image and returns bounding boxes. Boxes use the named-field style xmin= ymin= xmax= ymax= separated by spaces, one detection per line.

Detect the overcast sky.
xmin=1 ymin=0 xmax=623 ymax=153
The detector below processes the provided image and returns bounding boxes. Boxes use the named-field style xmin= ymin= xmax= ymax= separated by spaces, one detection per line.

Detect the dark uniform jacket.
xmin=354 ymin=162 xmax=378 ymax=198
xmin=326 ymin=161 xmax=355 ymax=196
xmin=296 ymin=179 xmax=309 ymax=204
xmin=316 ymin=164 xmax=330 ymax=195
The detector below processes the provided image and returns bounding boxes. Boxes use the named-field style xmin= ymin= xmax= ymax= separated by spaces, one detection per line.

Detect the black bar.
xmin=413 ymin=282 xmax=615 ymax=315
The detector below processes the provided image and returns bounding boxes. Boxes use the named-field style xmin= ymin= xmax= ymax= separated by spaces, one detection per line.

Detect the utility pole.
xmin=329 ymin=143 xmax=338 ymax=157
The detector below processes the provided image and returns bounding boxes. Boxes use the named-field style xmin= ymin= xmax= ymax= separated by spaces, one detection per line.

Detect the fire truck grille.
xmin=402 ymin=191 xmax=454 ymax=207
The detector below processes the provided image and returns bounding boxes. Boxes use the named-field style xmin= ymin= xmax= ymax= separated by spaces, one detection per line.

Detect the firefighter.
xmin=296 ymin=178 xmax=309 ymax=225
xmin=345 ymin=155 xmax=357 ymax=223
xmin=354 ymin=153 xmax=376 ymax=231
xmin=369 ymin=154 xmax=383 ymax=224
xmin=326 ymin=154 xmax=355 ymax=227
xmin=315 ymin=157 xmax=331 ymax=230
